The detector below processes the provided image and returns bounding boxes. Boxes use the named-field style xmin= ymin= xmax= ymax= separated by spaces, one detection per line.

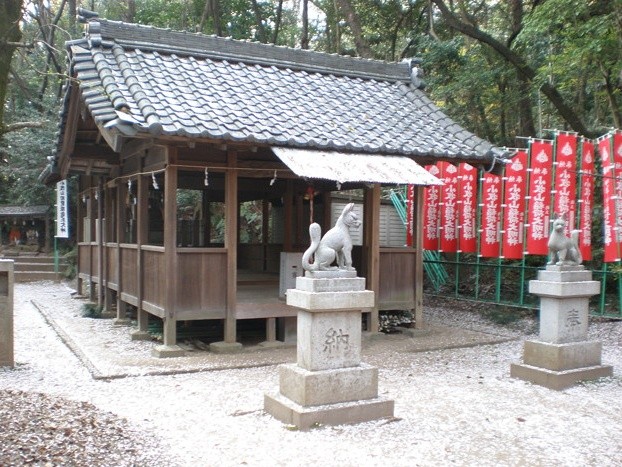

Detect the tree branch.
xmin=1 ymin=121 xmax=47 ymax=135
xmin=430 ymin=0 xmax=590 ymax=136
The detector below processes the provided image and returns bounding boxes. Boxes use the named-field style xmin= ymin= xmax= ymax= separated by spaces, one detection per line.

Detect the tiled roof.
xmin=0 ymin=205 xmax=50 ymax=217
xmin=56 ymin=18 xmax=502 ymax=164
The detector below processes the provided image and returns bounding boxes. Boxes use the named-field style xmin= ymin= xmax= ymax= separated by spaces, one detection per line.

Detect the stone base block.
xmin=113 ymin=318 xmax=131 ymax=326
xmin=529 ymin=279 xmax=600 ymax=298
xmin=295 ymin=276 xmax=366 ymax=293
xmin=130 ymin=330 xmax=152 ymax=341
xmin=510 ymin=363 xmax=613 ymax=390
xmin=279 ymin=363 xmax=378 ymax=406
xmin=286 ymin=289 xmax=374 ymax=311
xmin=523 ymin=340 xmax=603 ymax=371
xmin=151 ymin=345 xmax=185 ymax=358
xmin=264 ymin=391 xmax=394 ymax=430
xmin=209 ymin=341 xmax=243 ymax=354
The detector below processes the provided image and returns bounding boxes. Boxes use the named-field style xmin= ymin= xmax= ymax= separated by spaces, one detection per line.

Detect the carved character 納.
xmin=302 ymin=203 xmax=361 ymax=272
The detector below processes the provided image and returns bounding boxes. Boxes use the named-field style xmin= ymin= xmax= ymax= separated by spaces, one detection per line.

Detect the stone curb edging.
xmin=31 ymin=299 xmax=287 ymax=381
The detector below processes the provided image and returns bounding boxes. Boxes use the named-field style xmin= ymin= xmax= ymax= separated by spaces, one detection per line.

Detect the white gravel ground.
xmin=1 ymin=281 xmax=622 ymax=466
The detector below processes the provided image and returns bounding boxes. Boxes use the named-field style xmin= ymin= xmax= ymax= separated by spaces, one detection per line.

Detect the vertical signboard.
xmin=56 ymin=180 xmax=69 ymax=238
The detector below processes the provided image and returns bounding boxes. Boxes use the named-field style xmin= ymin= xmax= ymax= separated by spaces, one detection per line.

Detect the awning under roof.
xmin=272 ymin=147 xmax=443 ymax=186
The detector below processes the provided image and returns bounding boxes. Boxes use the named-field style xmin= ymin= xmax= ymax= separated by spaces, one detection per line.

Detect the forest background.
xmin=0 ymin=0 xmax=620 ymax=225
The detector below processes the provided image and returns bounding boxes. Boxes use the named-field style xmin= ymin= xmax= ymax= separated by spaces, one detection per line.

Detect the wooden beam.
xmin=72 ymin=143 xmax=120 ymax=163
xmin=96 ymin=124 xmax=122 ymax=153
xmin=60 ymin=85 xmax=80 ymax=165
xmin=121 ymin=138 xmax=155 ymax=160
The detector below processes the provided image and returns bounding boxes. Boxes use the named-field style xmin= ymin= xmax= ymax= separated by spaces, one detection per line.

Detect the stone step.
xmin=0 ymin=255 xmax=62 ymax=264
xmin=14 ymin=263 xmax=68 ymax=272
xmin=14 ymin=271 xmax=62 ymax=283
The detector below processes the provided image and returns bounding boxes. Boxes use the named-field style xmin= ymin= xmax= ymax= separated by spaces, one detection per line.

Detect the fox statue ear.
xmin=344 ymin=203 xmax=354 ymax=212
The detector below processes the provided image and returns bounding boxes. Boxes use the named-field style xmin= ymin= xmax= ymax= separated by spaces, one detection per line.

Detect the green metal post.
xmin=54 ymin=236 xmax=58 ymax=274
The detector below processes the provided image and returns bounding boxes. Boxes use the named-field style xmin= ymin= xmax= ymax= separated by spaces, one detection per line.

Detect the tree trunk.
xmin=272 ymin=0 xmax=283 ymax=44
xmin=126 ymin=0 xmax=136 ymax=23
xmin=0 ymin=0 xmax=22 ymax=134
xmin=601 ymin=62 xmax=622 ymax=128
xmin=250 ymin=0 xmax=267 ymax=43
xmin=335 ymin=0 xmax=372 ymax=58
xmin=430 ymin=0 xmax=590 ymax=137
xmin=301 ymin=0 xmax=309 ymax=49
xmin=199 ymin=0 xmax=222 ymax=36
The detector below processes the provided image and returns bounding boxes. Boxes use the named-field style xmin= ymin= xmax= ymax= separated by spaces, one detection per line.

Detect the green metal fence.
xmin=423 ymin=254 xmax=622 ymax=318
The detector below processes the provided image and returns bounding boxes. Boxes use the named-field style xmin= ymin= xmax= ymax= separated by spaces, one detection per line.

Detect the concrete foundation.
xmin=512 ymin=265 xmax=613 ymax=390
xmin=151 ymin=345 xmax=186 ymax=358
xmin=0 ymin=260 xmax=14 ymax=368
xmin=264 ymin=391 xmax=394 ymax=430
xmin=209 ymin=341 xmax=243 ymax=354
xmin=266 ymin=272 xmax=394 ymax=429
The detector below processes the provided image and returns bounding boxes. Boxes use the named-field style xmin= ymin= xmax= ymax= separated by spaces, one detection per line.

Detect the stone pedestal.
xmin=265 ymin=272 xmax=394 ymax=429
xmin=511 ymin=265 xmax=613 ymax=390
xmin=0 ymin=260 xmax=15 ymax=368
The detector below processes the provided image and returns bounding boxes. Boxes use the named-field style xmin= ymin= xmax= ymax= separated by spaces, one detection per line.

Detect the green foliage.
xmin=0 ymin=112 xmax=56 ymax=206
xmin=81 ymin=302 xmax=104 ymax=319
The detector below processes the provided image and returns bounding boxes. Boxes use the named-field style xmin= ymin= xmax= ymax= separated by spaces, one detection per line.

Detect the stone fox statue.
xmin=302 ymin=203 xmax=362 ymax=272
xmin=547 ymin=214 xmax=582 ymax=266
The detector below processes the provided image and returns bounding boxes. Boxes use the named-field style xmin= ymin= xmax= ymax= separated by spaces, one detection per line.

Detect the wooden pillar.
xmin=414 ymin=185 xmax=425 ymax=329
xmin=103 ymin=183 xmax=113 ymax=311
xmin=322 ymin=191 xmax=332 ymax=234
xmin=96 ymin=177 xmax=104 ymax=306
xmin=114 ymin=180 xmax=127 ymax=323
xmin=87 ymin=182 xmax=95 ymax=302
xmin=262 ymin=199 xmax=269 ymax=271
xmin=210 ymin=150 xmax=243 ymax=353
xmin=283 ymin=180 xmax=294 ymax=252
xmin=133 ymin=168 xmax=150 ymax=338
xmin=363 ymin=184 xmax=381 ymax=333
xmin=202 ymin=190 xmax=211 ymax=245
xmin=153 ymin=151 xmax=184 ymax=357
xmin=76 ymin=180 xmax=83 ymax=295
xmin=295 ymin=193 xmax=304 ymax=247
xmin=224 ymin=150 xmax=238 ymax=344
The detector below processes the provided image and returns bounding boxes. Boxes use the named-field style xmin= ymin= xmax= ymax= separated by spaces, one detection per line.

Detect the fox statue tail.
xmin=302 ymin=223 xmax=322 ymax=271
xmin=571 ymin=229 xmax=582 ymax=264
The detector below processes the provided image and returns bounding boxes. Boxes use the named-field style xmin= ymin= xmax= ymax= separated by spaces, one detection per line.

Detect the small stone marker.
xmin=264 ymin=270 xmax=394 ymax=429
xmin=0 ymin=260 xmax=15 ymax=368
xmin=511 ymin=265 xmax=613 ymax=390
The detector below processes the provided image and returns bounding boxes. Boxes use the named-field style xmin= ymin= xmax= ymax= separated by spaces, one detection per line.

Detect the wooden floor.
xmin=236 ymin=271 xmax=296 ymax=319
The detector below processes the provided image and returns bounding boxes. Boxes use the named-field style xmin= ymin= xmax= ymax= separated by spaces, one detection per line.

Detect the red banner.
xmin=422 ymin=165 xmax=441 ymax=250
xmin=480 ymin=173 xmax=502 ymax=258
xmin=578 ymin=139 xmax=594 ymax=261
xmin=600 ymin=136 xmax=619 ymax=262
xmin=502 ymin=151 xmax=527 ymax=259
xmin=458 ymin=163 xmax=478 ymax=253
xmin=406 ymin=185 xmax=415 ymax=247
xmin=553 ymin=133 xmax=578 ymax=232
xmin=439 ymin=162 xmax=458 ymax=253
xmin=526 ymin=141 xmax=553 ymax=255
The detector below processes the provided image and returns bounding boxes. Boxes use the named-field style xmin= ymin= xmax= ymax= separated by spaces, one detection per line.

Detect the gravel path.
xmin=1 ymin=281 xmax=621 ymax=466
